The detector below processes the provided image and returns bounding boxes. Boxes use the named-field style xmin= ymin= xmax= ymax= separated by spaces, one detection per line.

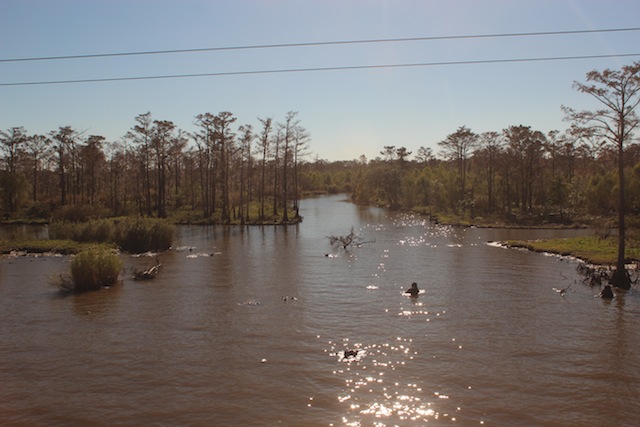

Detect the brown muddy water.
xmin=1 ymin=195 xmax=639 ymax=426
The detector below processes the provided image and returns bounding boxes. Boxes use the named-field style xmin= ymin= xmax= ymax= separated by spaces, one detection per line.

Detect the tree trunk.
xmin=612 ymin=124 xmax=631 ymax=289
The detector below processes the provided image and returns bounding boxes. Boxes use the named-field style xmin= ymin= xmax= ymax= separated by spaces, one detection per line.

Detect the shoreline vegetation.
xmin=1 ymin=204 xmax=633 ymax=268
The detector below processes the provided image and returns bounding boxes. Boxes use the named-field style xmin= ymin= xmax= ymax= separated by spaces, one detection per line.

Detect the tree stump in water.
xmin=600 ymin=285 xmax=614 ymax=299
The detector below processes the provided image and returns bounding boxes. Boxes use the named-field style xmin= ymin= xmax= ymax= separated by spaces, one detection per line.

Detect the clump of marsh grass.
xmin=69 ymin=248 xmax=123 ymax=292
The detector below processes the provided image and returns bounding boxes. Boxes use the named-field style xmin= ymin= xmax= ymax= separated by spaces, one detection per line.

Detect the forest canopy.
xmin=0 ymin=110 xmax=309 ymax=225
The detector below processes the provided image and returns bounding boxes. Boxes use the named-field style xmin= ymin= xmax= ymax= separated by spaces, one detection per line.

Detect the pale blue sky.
xmin=1 ymin=0 xmax=639 ymax=161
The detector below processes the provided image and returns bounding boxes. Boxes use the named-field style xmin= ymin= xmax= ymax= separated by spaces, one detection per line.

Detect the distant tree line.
xmin=302 ymin=62 xmax=640 ymax=244
xmin=0 ymin=110 xmax=309 ymax=224
xmin=306 ymin=124 xmax=637 ymax=225
xmin=3 ymin=118 xmax=637 ymax=226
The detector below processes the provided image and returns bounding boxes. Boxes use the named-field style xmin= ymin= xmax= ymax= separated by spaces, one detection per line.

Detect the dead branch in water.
xmin=133 ymin=257 xmax=162 ymax=281
xmin=328 ymin=226 xmax=374 ymax=249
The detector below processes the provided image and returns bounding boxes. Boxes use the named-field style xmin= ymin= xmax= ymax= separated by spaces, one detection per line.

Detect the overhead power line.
xmin=2 ymin=52 xmax=639 ymax=87
xmin=1 ymin=27 xmax=639 ymax=63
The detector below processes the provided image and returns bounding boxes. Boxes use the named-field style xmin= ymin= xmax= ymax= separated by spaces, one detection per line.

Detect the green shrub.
xmin=70 ymin=248 xmax=123 ymax=292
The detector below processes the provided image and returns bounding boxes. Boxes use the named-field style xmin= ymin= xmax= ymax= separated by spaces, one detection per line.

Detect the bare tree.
xmin=152 ymin=120 xmax=176 ymax=218
xmin=438 ymin=126 xmax=478 ymax=197
xmin=256 ymin=117 xmax=272 ymax=221
xmin=214 ymin=111 xmax=237 ymax=223
xmin=415 ymin=146 xmax=434 ymax=164
xmin=126 ymin=112 xmax=154 ymax=216
xmin=167 ymin=130 xmax=188 ymax=209
xmin=293 ymin=124 xmax=310 ymax=217
xmin=272 ymin=127 xmax=283 ymax=217
xmin=25 ymin=134 xmax=50 ymax=202
xmin=280 ymin=111 xmax=299 ymax=223
xmin=396 ymin=146 xmax=412 ymax=164
xmin=477 ymin=131 xmax=503 ymax=213
xmin=50 ymin=126 xmax=79 ymax=206
xmin=563 ymin=61 xmax=640 ymax=289
xmin=0 ymin=127 xmax=27 ymax=174
xmin=380 ymin=145 xmax=397 ymax=161
xmin=0 ymin=127 xmax=28 ymax=211
xmin=503 ymin=125 xmax=546 ymax=212
xmin=194 ymin=113 xmax=217 ymax=217
xmin=81 ymin=135 xmax=106 ymax=205
xmin=104 ymin=140 xmax=126 ymax=216
xmin=237 ymin=124 xmax=253 ymax=224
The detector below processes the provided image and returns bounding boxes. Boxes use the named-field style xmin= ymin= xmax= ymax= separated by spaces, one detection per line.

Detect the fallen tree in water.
xmin=133 ymin=258 xmax=162 ymax=281
xmin=328 ymin=226 xmax=374 ymax=249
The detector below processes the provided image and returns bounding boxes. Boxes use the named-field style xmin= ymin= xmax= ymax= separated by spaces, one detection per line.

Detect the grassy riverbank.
xmin=503 ymin=236 xmax=640 ymax=265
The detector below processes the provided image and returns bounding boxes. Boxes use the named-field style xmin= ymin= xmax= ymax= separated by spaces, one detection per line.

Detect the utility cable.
xmin=1 ymin=52 xmax=639 ymax=87
xmin=1 ymin=27 xmax=639 ymax=63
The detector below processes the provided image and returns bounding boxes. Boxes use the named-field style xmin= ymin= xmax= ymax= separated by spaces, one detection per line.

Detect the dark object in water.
xmin=133 ymin=261 xmax=161 ymax=281
xmin=405 ymin=282 xmax=419 ymax=297
xmin=600 ymin=285 xmax=614 ymax=299
xmin=344 ymin=350 xmax=358 ymax=359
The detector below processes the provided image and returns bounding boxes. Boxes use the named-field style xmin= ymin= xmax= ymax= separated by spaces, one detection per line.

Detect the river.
xmin=1 ymin=194 xmax=639 ymax=426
